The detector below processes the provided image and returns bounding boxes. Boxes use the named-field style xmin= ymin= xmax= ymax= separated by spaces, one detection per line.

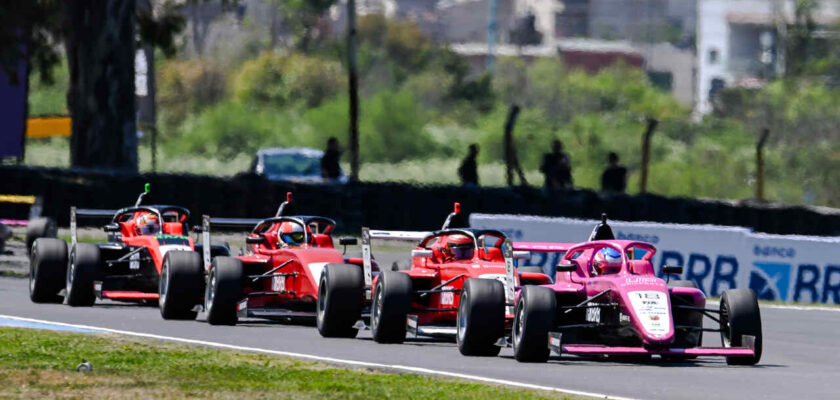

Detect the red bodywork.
xmin=232 ymin=217 xmax=376 ymax=317
xmin=372 ymin=230 xmax=552 ymax=329
xmin=84 ymin=205 xmax=194 ymax=301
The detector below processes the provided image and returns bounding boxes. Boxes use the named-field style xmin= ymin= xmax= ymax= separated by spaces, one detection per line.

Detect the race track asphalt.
xmin=0 ymin=276 xmax=837 ymax=400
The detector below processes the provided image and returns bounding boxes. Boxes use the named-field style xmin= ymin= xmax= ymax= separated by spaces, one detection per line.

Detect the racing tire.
xmin=371 ymin=271 xmax=412 ymax=344
xmin=159 ymin=251 xmax=203 ymax=320
xmin=720 ymin=288 xmax=762 ymax=365
xmin=205 ymin=256 xmax=243 ymax=326
xmin=457 ymin=278 xmax=505 ymax=356
xmin=65 ymin=243 xmax=100 ymax=307
xmin=26 ymin=217 xmax=57 ymax=253
xmin=317 ymin=264 xmax=364 ymax=338
xmin=29 ymin=238 xmax=67 ymax=303
xmin=512 ymin=285 xmax=556 ymax=362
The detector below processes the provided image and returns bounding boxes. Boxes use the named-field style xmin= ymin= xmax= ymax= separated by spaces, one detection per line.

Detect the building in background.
xmin=696 ymin=0 xmax=840 ymax=115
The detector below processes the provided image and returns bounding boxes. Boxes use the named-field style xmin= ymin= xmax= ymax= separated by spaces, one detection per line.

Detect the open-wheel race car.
xmin=28 ymin=184 xmax=220 ymax=320
xmin=348 ymin=203 xmax=554 ymax=354
xmin=191 ymin=193 xmax=376 ymax=337
xmin=467 ymin=214 xmax=762 ymax=365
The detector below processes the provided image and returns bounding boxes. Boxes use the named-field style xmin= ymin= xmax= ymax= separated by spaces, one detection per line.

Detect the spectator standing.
xmin=458 ymin=144 xmax=479 ymax=187
xmin=539 ymin=140 xmax=573 ymax=189
xmin=601 ymin=152 xmax=627 ymax=193
xmin=321 ymin=137 xmax=342 ymax=179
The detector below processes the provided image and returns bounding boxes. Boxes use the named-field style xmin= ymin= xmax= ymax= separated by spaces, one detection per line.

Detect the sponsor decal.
xmin=585 ymin=307 xmax=601 ymax=323
xmin=272 ymin=275 xmax=286 ymax=292
xmin=440 ymin=286 xmax=455 ymax=305
xmin=628 ymin=291 xmax=670 ymax=337
xmin=129 ymin=252 xmax=140 ymax=270
xmin=750 ymin=262 xmax=791 ymax=301
xmin=623 ymin=277 xmax=663 ymax=286
xmin=159 ymin=244 xmax=192 ymax=259
xmin=156 ymin=235 xmax=190 ymax=246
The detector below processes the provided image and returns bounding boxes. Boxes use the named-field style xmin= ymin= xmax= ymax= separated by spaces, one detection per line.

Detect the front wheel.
xmin=65 ymin=243 xmax=100 ymax=307
xmin=159 ymin=251 xmax=203 ymax=320
xmin=457 ymin=278 xmax=504 ymax=356
xmin=371 ymin=271 xmax=412 ymax=343
xmin=512 ymin=286 xmax=555 ymax=362
xmin=317 ymin=264 xmax=364 ymax=338
xmin=720 ymin=288 xmax=762 ymax=365
xmin=205 ymin=257 xmax=243 ymax=326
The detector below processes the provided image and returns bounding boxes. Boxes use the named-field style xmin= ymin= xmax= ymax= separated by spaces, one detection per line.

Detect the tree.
xmin=1 ymin=0 xmax=190 ymax=171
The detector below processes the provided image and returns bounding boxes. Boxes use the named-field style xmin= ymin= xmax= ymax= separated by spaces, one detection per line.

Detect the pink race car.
xmin=460 ymin=215 xmax=762 ymax=365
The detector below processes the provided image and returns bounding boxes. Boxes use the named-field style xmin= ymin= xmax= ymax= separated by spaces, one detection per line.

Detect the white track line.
xmin=0 ymin=314 xmax=637 ymax=400
xmin=706 ymin=301 xmax=840 ymax=312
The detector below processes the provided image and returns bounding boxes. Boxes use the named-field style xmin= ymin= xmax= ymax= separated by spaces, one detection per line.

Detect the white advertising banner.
xmin=471 ymin=213 xmax=840 ymax=304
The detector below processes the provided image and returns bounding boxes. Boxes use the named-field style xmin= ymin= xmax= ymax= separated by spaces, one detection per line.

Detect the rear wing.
xmin=70 ymin=207 xmax=119 ymax=247
xmin=361 ymin=227 xmax=431 ymax=300
xmin=197 ymin=216 xmax=263 ymax=272
xmin=513 ymin=242 xmax=573 ymax=253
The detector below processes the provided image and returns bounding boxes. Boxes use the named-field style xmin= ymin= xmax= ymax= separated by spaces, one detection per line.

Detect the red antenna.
xmin=454 ymin=202 xmax=460 ymax=214
xmin=286 ymin=192 xmax=293 ymax=203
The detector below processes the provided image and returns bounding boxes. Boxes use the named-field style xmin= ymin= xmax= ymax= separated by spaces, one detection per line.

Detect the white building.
xmin=695 ymin=0 xmax=840 ymax=115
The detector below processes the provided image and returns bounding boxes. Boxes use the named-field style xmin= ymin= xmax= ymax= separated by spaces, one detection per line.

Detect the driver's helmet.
xmin=135 ymin=212 xmax=160 ymax=235
xmin=279 ymin=222 xmax=306 ymax=245
xmin=593 ymin=247 xmax=622 ymax=275
xmin=445 ymin=234 xmax=474 ymax=260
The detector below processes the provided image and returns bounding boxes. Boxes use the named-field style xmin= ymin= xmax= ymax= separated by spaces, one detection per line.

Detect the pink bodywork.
xmin=520 ymin=240 xmax=754 ymax=358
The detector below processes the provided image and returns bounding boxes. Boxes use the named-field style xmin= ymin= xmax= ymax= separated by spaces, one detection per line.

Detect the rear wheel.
xmin=456 ymin=278 xmax=504 ymax=356
xmin=512 ymin=286 xmax=555 ymax=362
xmin=159 ymin=251 xmax=203 ymax=320
xmin=65 ymin=243 xmax=100 ymax=307
xmin=205 ymin=257 xmax=243 ymax=325
xmin=26 ymin=217 xmax=57 ymax=252
xmin=317 ymin=264 xmax=364 ymax=338
xmin=29 ymin=238 xmax=67 ymax=303
xmin=720 ymin=288 xmax=762 ymax=365
xmin=371 ymin=271 xmax=412 ymax=343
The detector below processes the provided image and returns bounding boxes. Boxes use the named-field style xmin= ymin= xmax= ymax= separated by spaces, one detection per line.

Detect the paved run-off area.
xmin=1 ymin=276 xmax=839 ymax=400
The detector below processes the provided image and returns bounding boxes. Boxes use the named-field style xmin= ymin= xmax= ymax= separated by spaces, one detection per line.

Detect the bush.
xmin=360 ymin=89 xmax=434 ymax=162
xmin=233 ymin=52 xmax=346 ymax=108
xmin=157 ymin=59 xmax=228 ymax=140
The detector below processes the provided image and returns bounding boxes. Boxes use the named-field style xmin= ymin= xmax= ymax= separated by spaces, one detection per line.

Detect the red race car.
xmin=29 ymin=184 xmax=217 ymax=320
xmin=192 ymin=193 xmax=377 ymax=338
xmin=348 ymin=203 xmax=552 ymax=355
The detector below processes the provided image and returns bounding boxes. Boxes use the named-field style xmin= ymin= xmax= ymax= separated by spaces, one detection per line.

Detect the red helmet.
xmin=445 ymin=234 xmax=474 ymax=260
xmin=135 ymin=212 xmax=160 ymax=235
xmin=279 ymin=222 xmax=306 ymax=245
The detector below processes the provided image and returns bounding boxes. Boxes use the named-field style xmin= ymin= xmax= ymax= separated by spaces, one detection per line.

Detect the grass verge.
xmin=0 ymin=328 xmax=586 ymax=399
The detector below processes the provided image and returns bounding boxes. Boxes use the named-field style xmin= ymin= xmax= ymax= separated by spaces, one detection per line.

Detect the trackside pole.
xmin=502 ymin=239 xmax=515 ymax=315
xmin=361 ymin=227 xmax=372 ymax=300
xmin=202 ymin=215 xmax=211 ymax=272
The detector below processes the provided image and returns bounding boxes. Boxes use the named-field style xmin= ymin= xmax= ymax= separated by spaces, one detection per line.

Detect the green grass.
xmin=0 ymin=328 xmax=585 ymax=399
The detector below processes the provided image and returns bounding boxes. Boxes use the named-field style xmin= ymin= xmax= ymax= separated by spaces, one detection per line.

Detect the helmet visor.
xmin=451 ymin=247 xmax=474 ymax=260
xmin=281 ymin=232 xmax=305 ymax=244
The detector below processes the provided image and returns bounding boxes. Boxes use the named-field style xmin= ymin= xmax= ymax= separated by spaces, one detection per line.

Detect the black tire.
xmin=26 ymin=217 xmax=57 ymax=252
xmin=65 ymin=243 xmax=100 ymax=307
xmin=205 ymin=256 xmax=243 ymax=325
xmin=371 ymin=271 xmax=412 ymax=343
xmin=457 ymin=278 xmax=505 ymax=356
xmin=317 ymin=264 xmax=364 ymax=338
xmin=720 ymin=288 xmax=762 ymax=365
xmin=159 ymin=251 xmax=203 ymax=320
xmin=669 ymin=280 xmax=698 ymax=289
xmin=29 ymin=238 xmax=67 ymax=303
xmin=512 ymin=286 xmax=556 ymax=362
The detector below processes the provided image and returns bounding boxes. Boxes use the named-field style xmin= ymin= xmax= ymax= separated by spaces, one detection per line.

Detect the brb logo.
xmin=749 ymin=263 xmax=791 ymax=301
